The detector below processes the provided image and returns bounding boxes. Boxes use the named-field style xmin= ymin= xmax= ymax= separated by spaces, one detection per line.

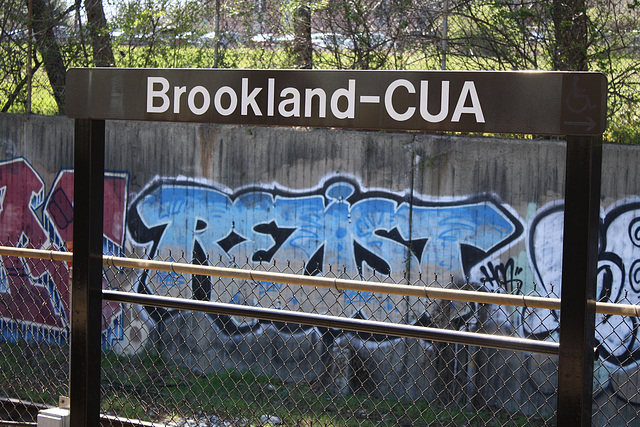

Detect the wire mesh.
xmin=2 ymin=244 xmax=640 ymax=425
xmin=0 ymin=240 xmax=69 ymax=426
xmin=96 ymin=248 xmax=559 ymax=427
xmin=593 ymin=289 xmax=640 ymax=426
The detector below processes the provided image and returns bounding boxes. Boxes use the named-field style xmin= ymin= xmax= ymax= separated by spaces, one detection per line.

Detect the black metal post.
xmin=557 ymin=135 xmax=602 ymax=425
xmin=70 ymin=119 xmax=105 ymax=426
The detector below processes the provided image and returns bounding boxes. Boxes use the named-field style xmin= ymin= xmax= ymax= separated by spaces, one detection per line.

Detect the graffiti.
xmin=0 ymin=158 xmax=129 ymax=345
xmin=0 ymin=158 xmax=59 ymax=341
xmin=127 ymin=176 xmax=524 ymax=323
xmin=477 ymin=258 xmax=524 ymax=294
xmin=126 ymin=174 xmax=640 ymax=380
xmin=528 ymin=198 xmax=640 ymax=370
xmin=5 ymin=147 xmax=640 ymax=406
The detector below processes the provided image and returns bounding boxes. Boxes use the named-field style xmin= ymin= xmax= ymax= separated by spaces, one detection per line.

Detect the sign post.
xmin=66 ymin=68 xmax=607 ymax=426
xmin=70 ymin=118 xmax=105 ymax=426
xmin=557 ymin=135 xmax=602 ymax=424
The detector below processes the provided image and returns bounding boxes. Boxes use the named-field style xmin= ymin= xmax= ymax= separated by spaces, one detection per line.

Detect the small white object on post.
xmin=37 ymin=407 xmax=70 ymax=427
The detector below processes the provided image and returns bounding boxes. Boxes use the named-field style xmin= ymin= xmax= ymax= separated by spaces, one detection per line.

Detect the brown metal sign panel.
xmin=66 ymin=68 xmax=607 ymax=135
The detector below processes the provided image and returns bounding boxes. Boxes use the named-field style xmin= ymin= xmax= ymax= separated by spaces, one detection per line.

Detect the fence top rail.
xmin=1 ymin=245 xmax=636 ymax=317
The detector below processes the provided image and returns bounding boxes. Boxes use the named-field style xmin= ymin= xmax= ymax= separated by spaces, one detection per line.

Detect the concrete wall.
xmin=1 ymin=113 xmax=639 ymax=423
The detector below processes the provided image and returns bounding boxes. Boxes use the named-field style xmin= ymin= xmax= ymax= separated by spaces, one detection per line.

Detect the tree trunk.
xmin=30 ymin=0 xmax=67 ymax=113
xmin=292 ymin=1 xmax=312 ymax=69
xmin=552 ymin=0 xmax=588 ymax=71
xmin=85 ymin=0 xmax=115 ymax=67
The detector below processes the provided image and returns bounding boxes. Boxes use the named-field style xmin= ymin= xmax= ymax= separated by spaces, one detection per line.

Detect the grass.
xmin=2 ymin=37 xmax=638 ymax=143
xmin=0 ymin=340 xmax=556 ymax=426
xmin=0 ymin=67 xmax=59 ymax=116
xmin=98 ymin=351 xmax=554 ymax=426
xmin=0 ymin=341 xmax=68 ymax=406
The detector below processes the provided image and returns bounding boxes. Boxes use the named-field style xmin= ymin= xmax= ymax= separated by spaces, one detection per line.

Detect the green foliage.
xmin=446 ymin=0 xmax=553 ymax=70
xmin=1 ymin=0 xmax=640 ymax=143
xmin=109 ymin=0 xmax=209 ymax=68
xmin=605 ymin=98 xmax=640 ymax=144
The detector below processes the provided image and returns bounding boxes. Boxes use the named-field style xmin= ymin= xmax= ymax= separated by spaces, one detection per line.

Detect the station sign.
xmin=66 ymin=68 xmax=607 ymax=135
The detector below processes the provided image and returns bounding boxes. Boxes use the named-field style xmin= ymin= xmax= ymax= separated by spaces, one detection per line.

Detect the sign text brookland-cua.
xmin=146 ymin=76 xmax=485 ymax=124
xmin=65 ymin=68 xmax=607 ymax=135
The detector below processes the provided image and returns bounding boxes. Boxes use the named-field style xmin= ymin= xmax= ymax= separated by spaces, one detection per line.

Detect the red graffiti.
xmin=46 ymin=170 xmax=128 ymax=245
xmin=45 ymin=170 xmax=128 ymax=332
xmin=0 ymin=159 xmax=62 ymax=330
xmin=0 ymin=159 xmax=128 ymax=341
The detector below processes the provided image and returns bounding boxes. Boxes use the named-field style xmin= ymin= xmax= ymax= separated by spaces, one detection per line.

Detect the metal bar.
xmin=557 ymin=136 xmax=602 ymax=425
xmin=1 ymin=245 xmax=639 ymax=317
xmin=70 ymin=119 xmax=105 ymax=427
xmin=0 ymin=422 xmax=36 ymax=426
xmin=0 ymin=246 xmax=559 ymax=310
xmin=0 ymin=398 xmax=162 ymax=427
xmin=593 ymin=301 xmax=640 ymax=317
xmin=102 ymin=255 xmax=562 ymax=310
xmin=103 ymin=290 xmax=560 ymax=355
xmin=0 ymin=397 xmax=45 ymax=425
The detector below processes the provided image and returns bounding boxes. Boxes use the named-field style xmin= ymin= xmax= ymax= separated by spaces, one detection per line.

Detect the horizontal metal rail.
xmin=103 ymin=290 xmax=560 ymax=355
xmin=0 ymin=398 xmax=162 ymax=427
xmin=0 ymin=397 xmax=44 ymax=426
xmin=1 ymin=246 xmax=638 ymax=317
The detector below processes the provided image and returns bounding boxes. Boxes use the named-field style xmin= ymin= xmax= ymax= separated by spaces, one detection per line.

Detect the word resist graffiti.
xmin=127 ymin=176 xmax=523 ymax=321
xmin=0 ymin=158 xmax=129 ymax=345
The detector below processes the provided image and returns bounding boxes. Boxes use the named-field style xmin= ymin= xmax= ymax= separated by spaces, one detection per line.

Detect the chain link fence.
xmin=593 ymin=289 xmax=640 ymax=426
xmin=0 ymin=243 xmax=639 ymax=425
xmin=98 ymin=249 xmax=559 ymax=427
xmin=0 ymin=16 xmax=62 ymax=116
xmin=0 ymin=242 xmax=70 ymax=426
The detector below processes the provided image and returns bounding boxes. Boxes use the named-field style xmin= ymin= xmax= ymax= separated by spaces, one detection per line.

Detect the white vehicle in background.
xmin=311 ymin=33 xmax=348 ymax=50
xmin=250 ymin=33 xmax=293 ymax=47
xmin=199 ymin=31 xmax=244 ymax=48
